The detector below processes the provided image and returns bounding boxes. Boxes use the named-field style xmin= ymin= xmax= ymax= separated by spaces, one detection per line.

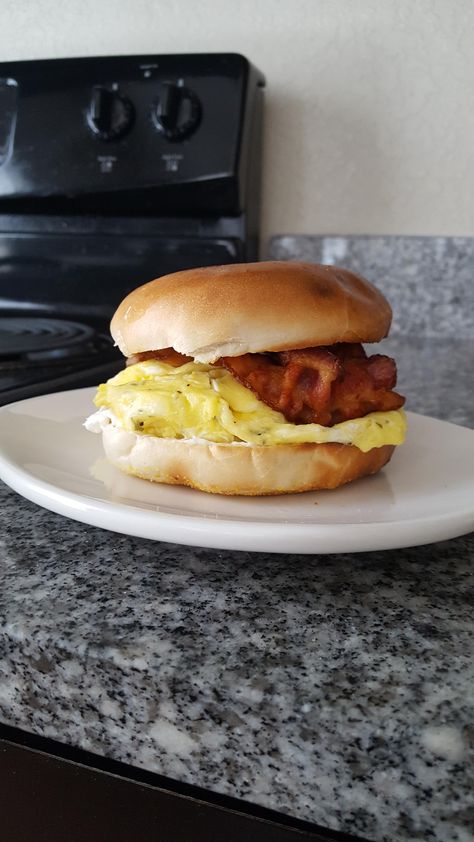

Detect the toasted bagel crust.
xmin=111 ymin=261 xmax=392 ymax=362
xmin=101 ymin=425 xmax=395 ymax=496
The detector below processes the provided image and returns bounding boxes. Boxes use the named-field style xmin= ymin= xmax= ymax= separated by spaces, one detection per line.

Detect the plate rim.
xmin=0 ymin=388 xmax=473 ymax=553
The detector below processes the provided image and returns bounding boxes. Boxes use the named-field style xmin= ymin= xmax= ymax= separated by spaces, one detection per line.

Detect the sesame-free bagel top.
xmin=111 ymin=261 xmax=392 ymax=362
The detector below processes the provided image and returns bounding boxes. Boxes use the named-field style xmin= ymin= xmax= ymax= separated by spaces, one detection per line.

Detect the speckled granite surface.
xmin=1 ymin=239 xmax=474 ymax=842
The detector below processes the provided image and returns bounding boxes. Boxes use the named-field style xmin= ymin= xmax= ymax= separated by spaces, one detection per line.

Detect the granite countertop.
xmin=1 ymin=234 xmax=474 ymax=842
xmin=1 ymin=330 xmax=473 ymax=842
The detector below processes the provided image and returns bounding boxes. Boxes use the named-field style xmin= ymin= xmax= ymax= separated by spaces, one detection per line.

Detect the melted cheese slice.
xmin=90 ymin=360 xmax=406 ymax=453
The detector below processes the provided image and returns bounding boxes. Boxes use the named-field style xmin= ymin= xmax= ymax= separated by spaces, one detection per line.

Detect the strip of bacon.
xmin=328 ymin=354 xmax=403 ymax=424
xmin=223 ymin=349 xmax=342 ymax=425
xmin=220 ymin=344 xmax=404 ymax=426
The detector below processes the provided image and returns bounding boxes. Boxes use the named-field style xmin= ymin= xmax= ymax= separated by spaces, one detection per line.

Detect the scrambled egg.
xmin=91 ymin=359 xmax=406 ymax=453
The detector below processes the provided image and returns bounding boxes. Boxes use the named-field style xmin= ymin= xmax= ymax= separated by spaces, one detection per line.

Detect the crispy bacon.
xmin=220 ymin=348 xmax=342 ymax=425
xmin=220 ymin=343 xmax=404 ymax=426
xmin=127 ymin=343 xmax=405 ymax=427
xmin=328 ymin=352 xmax=403 ymax=424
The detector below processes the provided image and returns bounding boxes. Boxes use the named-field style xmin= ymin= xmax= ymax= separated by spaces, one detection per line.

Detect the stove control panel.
xmin=0 ymin=54 xmax=264 ymax=215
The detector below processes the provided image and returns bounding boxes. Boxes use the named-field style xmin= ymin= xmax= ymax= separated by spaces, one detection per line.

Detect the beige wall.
xmin=3 ymin=0 xmax=473 ymax=242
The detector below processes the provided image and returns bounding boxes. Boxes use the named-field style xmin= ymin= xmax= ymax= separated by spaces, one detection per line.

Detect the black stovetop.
xmin=0 ymin=315 xmax=122 ymax=405
xmin=0 ymin=52 xmax=264 ymax=404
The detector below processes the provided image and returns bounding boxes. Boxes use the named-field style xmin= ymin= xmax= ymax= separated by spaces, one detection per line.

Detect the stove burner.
xmin=0 ymin=318 xmax=96 ymax=358
xmin=0 ymin=315 xmax=122 ymax=405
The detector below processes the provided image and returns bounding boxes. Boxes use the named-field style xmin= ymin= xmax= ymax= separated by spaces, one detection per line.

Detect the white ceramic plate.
xmin=0 ymin=387 xmax=473 ymax=554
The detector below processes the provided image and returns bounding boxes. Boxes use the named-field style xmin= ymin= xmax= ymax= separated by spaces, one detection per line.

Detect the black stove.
xmin=0 ymin=54 xmax=264 ymax=405
xmin=0 ymin=317 xmax=101 ymax=356
xmin=0 ymin=315 xmax=119 ymax=404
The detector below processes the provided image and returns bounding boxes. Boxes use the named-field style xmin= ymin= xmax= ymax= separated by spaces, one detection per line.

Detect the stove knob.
xmin=152 ymin=83 xmax=201 ymax=140
xmin=87 ymin=87 xmax=134 ymax=140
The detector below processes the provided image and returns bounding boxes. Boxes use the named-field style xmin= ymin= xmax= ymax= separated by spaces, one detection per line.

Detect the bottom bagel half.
xmin=100 ymin=425 xmax=395 ymax=496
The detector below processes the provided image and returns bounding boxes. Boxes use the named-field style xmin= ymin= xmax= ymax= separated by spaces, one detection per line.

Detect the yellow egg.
xmin=94 ymin=360 xmax=407 ymax=452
